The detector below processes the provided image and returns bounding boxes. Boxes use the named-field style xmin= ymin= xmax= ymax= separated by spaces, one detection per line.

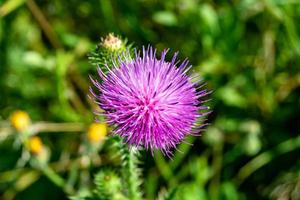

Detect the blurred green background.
xmin=1 ymin=0 xmax=300 ymax=199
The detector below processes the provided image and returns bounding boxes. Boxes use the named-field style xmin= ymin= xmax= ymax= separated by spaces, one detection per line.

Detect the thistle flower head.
xmin=90 ymin=46 xmax=209 ymax=155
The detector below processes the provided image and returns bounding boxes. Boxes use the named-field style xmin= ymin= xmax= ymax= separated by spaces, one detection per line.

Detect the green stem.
xmin=208 ymin=142 xmax=223 ymax=200
xmin=41 ymin=166 xmax=66 ymax=191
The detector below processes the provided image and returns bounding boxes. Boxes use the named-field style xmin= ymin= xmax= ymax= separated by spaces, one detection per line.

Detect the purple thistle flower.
xmin=90 ymin=46 xmax=209 ymax=155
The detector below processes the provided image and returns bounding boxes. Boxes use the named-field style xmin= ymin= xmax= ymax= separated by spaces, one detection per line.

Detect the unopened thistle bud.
xmin=101 ymin=33 xmax=124 ymax=51
xmin=94 ymin=169 xmax=125 ymax=199
xmin=87 ymin=123 xmax=107 ymax=143
xmin=10 ymin=110 xmax=30 ymax=132
xmin=88 ymin=33 xmax=129 ymax=74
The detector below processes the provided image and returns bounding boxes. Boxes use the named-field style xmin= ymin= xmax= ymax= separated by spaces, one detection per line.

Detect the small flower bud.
xmin=87 ymin=123 xmax=107 ymax=143
xmin=101 ymin=33 xmax=123 ymax=51
xmin=28 ymin=136 xmax=44 ymax=155
xmin=10 ymin=110 xmax=30 ymax=132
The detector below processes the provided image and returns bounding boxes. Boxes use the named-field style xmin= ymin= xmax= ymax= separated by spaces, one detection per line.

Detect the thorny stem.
xmin=114 ymin=136 xmax=142 ymax=200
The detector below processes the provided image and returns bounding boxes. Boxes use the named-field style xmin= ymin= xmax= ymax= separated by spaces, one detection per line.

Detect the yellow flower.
xmin=87 ymin=123 xmax=107 ymax=142
xmin=28 ymin=136 xmax=43 ymax=155
xmin=10 ymin=110 xmax=30 ymax=132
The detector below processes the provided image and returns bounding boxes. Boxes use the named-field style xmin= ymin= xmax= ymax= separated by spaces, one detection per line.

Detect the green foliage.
xmin=156 ymin=188 xmax=177 ymax=200
xmin=1 ymin=0 xmax=300 ymax=200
